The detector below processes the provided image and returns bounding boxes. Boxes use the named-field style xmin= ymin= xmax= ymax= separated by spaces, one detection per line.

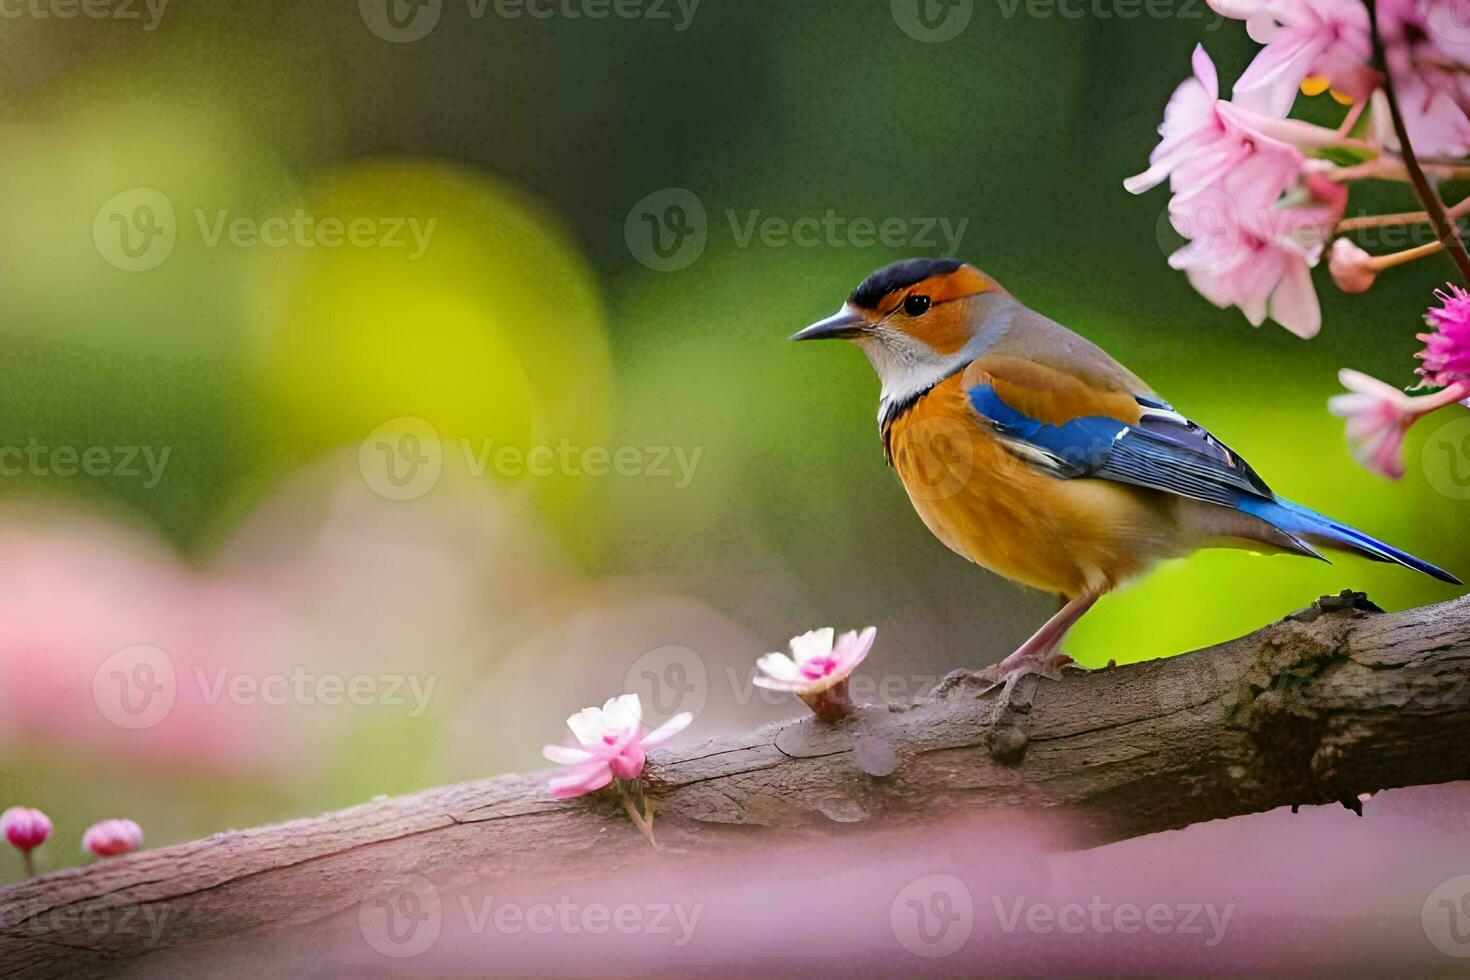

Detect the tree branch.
xmin=1368 ymin=0 xmax=1470 ymax=283
xmin=2 ymin=591 xmax=1469 ymax=977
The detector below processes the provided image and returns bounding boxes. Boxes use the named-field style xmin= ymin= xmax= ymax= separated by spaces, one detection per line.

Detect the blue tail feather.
xmin=1237 ymin=497 xmax=1462 ymax=585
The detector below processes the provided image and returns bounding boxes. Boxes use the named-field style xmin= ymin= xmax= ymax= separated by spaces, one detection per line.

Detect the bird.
xmin=792 ymin=257 xmax=1460 ymax=701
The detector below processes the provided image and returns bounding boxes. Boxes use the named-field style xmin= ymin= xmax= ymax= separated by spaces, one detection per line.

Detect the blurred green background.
xmin=0 ymin=1 xmax=1464 ymax=880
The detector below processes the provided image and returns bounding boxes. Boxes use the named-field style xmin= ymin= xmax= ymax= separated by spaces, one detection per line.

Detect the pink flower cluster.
xmin=1127 ymin=45 xmax=1345 ymax=338
xmin=1211 ymin=0 xmax=1470 ymax=156
xmin=1130 ymin=2 xmax=1470 ymax=340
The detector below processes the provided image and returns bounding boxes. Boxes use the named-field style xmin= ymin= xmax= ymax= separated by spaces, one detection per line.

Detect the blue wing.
xmin=966 ymin=382 xmax=1461 ymax=583
xmin=966 ymin=385 xmax=1274 ymax=509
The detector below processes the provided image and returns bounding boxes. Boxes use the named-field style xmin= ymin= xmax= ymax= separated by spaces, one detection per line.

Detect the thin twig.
xmin=1337 ymin=194 xmax=1470 ymax=232
xmin=1367 ymin=0 xmax=1470 ymax=282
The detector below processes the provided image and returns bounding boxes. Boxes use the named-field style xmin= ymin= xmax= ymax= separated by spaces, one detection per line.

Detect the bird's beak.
xmin=791 ymin=306 xmax=865 ymax=342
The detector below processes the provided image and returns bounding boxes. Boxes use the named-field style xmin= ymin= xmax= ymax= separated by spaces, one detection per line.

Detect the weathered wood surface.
xmin=3 ymin=591 xmax=1468 ymax=978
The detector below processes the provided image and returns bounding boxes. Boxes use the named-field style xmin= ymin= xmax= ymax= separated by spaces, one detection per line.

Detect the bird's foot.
xmin=974 ymin=650 xmax=1086 ymax=719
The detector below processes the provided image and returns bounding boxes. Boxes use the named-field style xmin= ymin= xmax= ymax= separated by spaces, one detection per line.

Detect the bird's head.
xmin=792 ymin=258 xmax=1009 ymax=404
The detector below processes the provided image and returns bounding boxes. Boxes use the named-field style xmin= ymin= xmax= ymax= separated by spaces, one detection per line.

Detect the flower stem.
xmin=617 ymin=782 xmax=658 ymax=848
xmin=798 ymin=678 xmax=854 ymax=723
xmin=21 ymin=851 xmax=34 ymax=879
xmin=1366 ymin=240 xmax=1445 ymax=271
xmin=1413 ymin=381 xmax=1470 ymax=414
xmin=1337 ymin=99 xmax=1367 ymax=137
xmin=1367 ymin=0 xmax=1470 ymax=283
xmin=1337 ymin=195 xmax=1470 ymax=232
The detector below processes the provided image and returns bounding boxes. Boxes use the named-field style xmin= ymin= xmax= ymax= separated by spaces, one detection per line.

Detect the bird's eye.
xmin=904 ymin=294 xmax=931 ymax=317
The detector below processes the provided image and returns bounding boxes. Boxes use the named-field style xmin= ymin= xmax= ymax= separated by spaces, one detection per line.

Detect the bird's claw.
xmin=975 ymin=652 xmax=1085 ymax=716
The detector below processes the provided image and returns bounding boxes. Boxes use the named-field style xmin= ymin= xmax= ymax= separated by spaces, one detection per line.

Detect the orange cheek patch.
xmin=908 ymin=304 xmax=973 ymax=355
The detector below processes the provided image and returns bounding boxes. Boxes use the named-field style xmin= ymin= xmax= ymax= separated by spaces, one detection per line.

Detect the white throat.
xmin=857 ymin=327 xmax=971 ymax=421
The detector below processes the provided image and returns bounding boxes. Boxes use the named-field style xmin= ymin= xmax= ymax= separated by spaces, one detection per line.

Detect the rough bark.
xmin=3 ymin=591 xmax=1469 ymax=978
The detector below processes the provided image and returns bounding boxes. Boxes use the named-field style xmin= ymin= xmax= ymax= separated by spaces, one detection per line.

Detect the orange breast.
xmin=887 ymin=375 xmax=1180 ymax=597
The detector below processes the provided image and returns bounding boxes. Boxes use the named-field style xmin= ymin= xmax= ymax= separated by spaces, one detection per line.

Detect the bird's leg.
xmin=974 ymin=590 xmax=1102 ymax=706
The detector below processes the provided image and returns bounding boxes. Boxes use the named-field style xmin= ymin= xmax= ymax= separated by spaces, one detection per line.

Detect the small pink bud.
xmin=82 ymin=819 xmax=143 ymax=858
xmin=1329 ymin=239 xmax=1377 ymax=294
xmin=1 ymin=807 xmax=52 ymax=852
xmin=608 ymin=743 xmax=646 ymax=780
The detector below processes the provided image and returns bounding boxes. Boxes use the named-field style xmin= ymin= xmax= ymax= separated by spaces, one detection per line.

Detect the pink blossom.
xmin=1369 ymin=76 xmax=1470 ymax=158
xmin=1208 ymin=0 xmax=1375 ymax=117
xmin=1328 ymin=238 xmax=1378 ymax=293
xmin=1168 ymin=167 xmax=1343 ymax=338
xmin=1420 ymin=283 xmax=1470 ymax=386
xmin=82 ymin=818 xmax=143 ymax=858
xmin=753 ymin=627 xmax=877 ymax=696
xmin=1329 ymin=370 xmax=1419 ymax=478
xmin=1125 ymin=45 xmax=1230 ymax=195
xmin=542 ymin=694 xmax=691 ymax=799
xmin=1 ymin=807 xmax=52 ymax=851
xmin=1370 ymin=2 xmax=1470 ymax=156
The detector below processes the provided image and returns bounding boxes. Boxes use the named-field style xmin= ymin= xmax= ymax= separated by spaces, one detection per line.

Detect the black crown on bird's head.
xmin=848 ymin=257 xmax=964 ymax=310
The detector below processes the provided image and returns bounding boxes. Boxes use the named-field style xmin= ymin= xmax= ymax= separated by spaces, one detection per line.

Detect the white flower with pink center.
xmin=542 ymin=694 xmax=691 ymax=800
xmin=753 ymin=627 xmax=876 ymax=697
